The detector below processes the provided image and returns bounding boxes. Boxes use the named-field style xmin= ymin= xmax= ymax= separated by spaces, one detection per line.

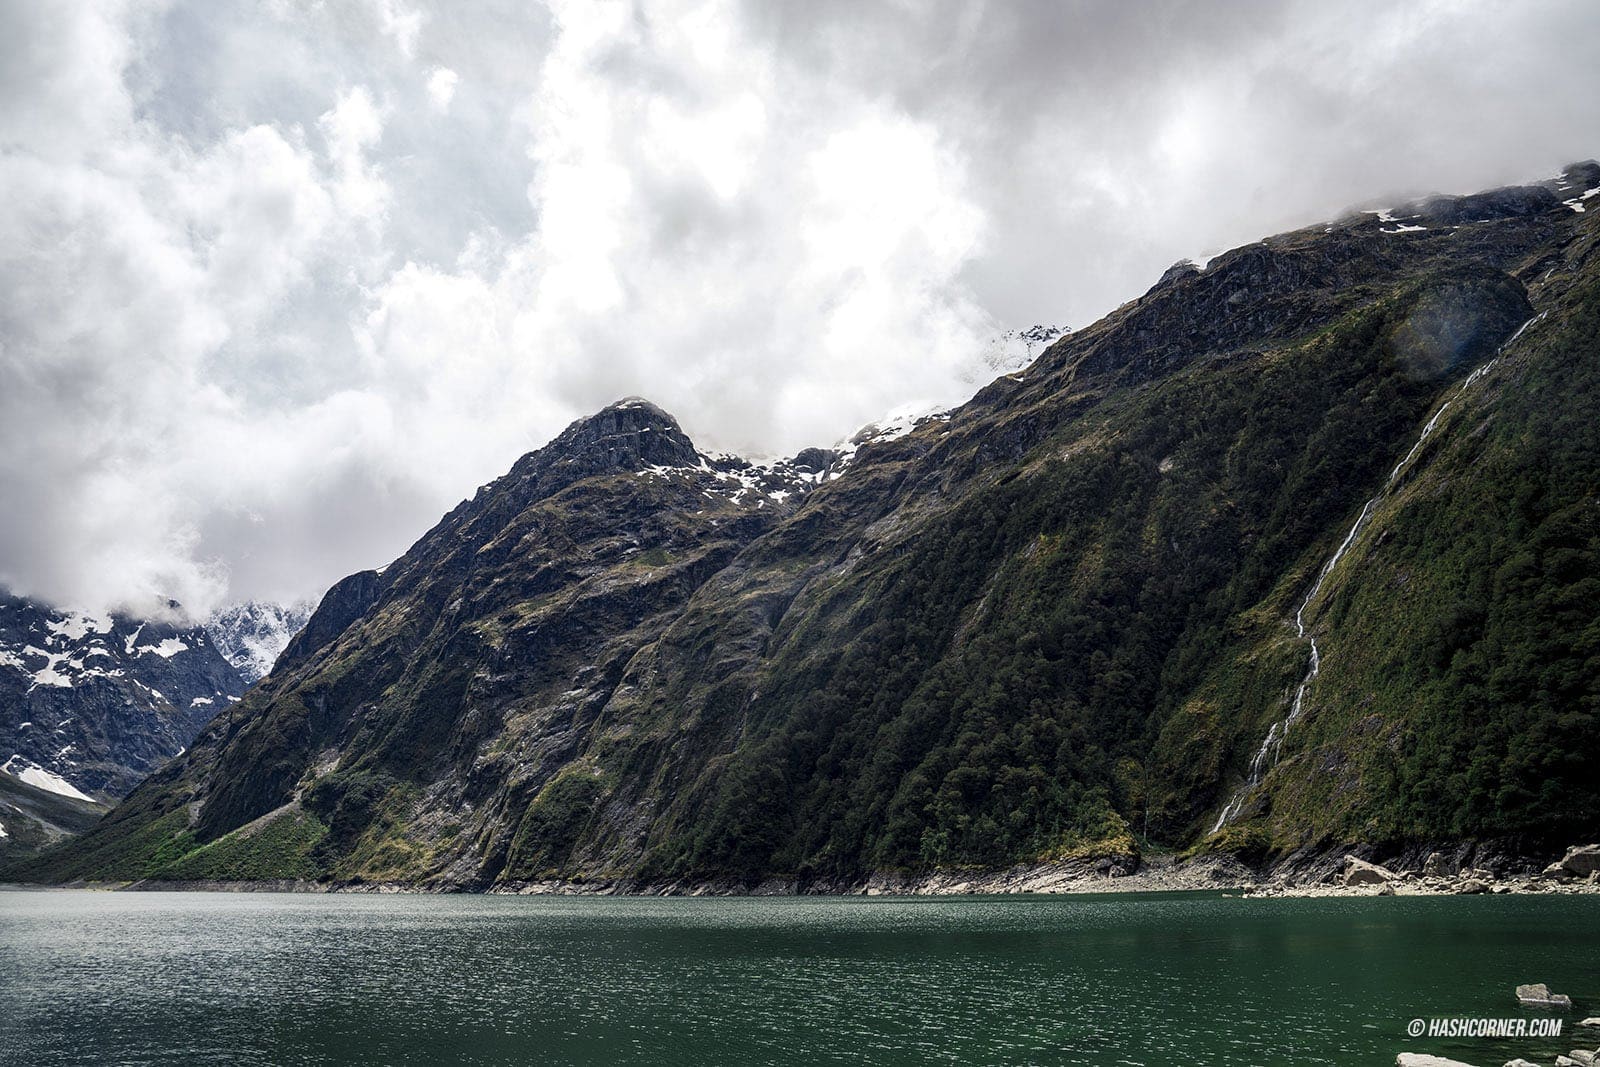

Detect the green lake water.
xmin=0 ymin=889 xmax=1596 ymax=1065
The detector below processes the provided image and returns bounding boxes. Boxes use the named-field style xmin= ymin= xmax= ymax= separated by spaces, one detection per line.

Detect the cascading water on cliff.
xmin=1210 ymin=314 xmax=1543 ymax=833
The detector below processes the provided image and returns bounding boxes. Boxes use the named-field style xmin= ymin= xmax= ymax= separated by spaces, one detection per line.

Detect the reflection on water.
xmin=1 ymin=890 xmax=1596 ymax=1065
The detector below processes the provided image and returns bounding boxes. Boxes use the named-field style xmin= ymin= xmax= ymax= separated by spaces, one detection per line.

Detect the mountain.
xmin=206 ymin=601 xmax=316 ymax=684
xmin=23 ymin=161 xmax=1600 ymax=889
xmin=0 ymin=592 xmax=246 ymax=804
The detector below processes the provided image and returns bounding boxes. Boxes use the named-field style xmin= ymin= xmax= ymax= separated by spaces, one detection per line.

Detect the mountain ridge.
xmin=19 ymin=162 xmax=1600 ymax=889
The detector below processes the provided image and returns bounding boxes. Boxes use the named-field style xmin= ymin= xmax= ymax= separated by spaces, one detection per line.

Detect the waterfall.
xmin=1210 ymin=314 xmax=1542 ymax=833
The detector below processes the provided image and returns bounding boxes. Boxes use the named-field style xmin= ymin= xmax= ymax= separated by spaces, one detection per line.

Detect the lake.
xmin=1 ymin=890 xmax=1595 ymax=1065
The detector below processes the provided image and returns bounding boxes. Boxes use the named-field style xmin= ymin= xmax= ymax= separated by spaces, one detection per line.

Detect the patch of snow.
xmin=46 ymin=612 xmax=112 ymax=642
xmin=979 ymin=324 xmax=1065 ymax=378
xmin=123 ymin=624 xmax=144 ymax=655
xmin=190 ymin=696 xmax=215 ymax=707
xmin=0 ymin=819 xmax=7 ymax=838
xmin=1381 ymin=224 xmax=1427 ymax=234
xmin=1 ymin=756 xmax=96 ymax=802
xmin=134 ymin=636 xmax=189 ymax=659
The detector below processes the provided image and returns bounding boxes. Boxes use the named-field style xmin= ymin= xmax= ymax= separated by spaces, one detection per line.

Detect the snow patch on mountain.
xmin=976 ymin=324 xmax=1065 ymax=379
xmin=2 ymin=755 xmax=96 ymax=802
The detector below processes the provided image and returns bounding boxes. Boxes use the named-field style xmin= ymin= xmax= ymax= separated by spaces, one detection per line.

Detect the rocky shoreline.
xmin=1245 ymin=843 xmax=1600 ymax=899
xmin=20 ymin=841 xmax=1595 ymax=899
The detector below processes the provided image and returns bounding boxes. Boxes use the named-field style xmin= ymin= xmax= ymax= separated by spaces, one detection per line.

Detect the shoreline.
xmin=9 ymin=849 xmax=1598 ymax=898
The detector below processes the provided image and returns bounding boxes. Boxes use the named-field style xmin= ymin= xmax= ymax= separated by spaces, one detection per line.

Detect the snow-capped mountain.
xmin=0 ymin=591 xmax=246 ymax=800
xmin=205 ymin=600 xmax=316 ymax=684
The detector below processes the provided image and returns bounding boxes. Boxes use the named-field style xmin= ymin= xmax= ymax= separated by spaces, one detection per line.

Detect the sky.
xmin=1 ymin=0 xmax=1596 ymax=619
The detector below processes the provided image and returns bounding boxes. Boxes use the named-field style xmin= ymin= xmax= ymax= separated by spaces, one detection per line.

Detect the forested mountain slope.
xmin=22 ymin=163 xmax=1600 ymax=888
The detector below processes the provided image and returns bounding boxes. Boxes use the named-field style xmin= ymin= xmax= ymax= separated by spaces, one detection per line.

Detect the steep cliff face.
xmin=26 ymin=165 xmax=1600 ymax=887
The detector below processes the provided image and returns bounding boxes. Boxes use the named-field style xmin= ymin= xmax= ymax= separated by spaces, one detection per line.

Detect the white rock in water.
xmin=1396 ymin=1054 xmax=1480 ymax=1067
xmin=1577 ymin=1017 xmax=1600 ymax=1028
xmin=1505 ymin=1059 xmax=1541 ymax=1067
xmin=1515 ymin=982 xmax=1574 ymax=1009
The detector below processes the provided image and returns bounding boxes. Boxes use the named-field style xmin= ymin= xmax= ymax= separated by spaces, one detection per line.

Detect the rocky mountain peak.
xmin=537 ymin=397 xmax=702 ymax=478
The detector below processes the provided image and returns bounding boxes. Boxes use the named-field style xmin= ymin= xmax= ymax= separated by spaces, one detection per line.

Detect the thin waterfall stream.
xmin=1211 ymin=314 xmax=1543 ymax=832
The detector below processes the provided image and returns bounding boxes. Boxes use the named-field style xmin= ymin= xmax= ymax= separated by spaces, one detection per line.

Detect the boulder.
xmin=1566 ymin=1051 xmax=1599 ymax=1066
xmin=1395 ymin=1055 xmax=1479 ymax=1067
xmin=1516 ymin=983 xmax=1574 ymax=1009
xmin=1505 ymin=1059 xmax=1541 ymax=1067
xmin=1458 ymin=879 xmax=1489 ymax=894
xmin=1344 ymin=856 xmax=1400 ymax=886
xmin=1545 ymin=861 xmax=1575 ymax=882
xmin=1560 ymin=845 xmax=1600 ymax=877
xmin=1577 ymin=1018 xmax=1600 ymax=1029
xmin=1423 ymin=851 xmax=1451 ymax=877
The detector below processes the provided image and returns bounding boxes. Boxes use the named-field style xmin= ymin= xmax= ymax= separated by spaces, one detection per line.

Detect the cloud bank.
xmin=0 ymin=0 xmax=1595 ymax=616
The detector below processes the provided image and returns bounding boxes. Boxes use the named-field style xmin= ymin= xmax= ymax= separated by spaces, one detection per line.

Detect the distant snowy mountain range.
xmin=206 ymin=600 xmax=316 ymax=684
xmin=0 ymin=591 xmax=313 ymax=812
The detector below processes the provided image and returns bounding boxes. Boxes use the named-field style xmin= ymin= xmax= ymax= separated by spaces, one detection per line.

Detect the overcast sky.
xmin=1 ymin=0 xmax=1596 ymax=618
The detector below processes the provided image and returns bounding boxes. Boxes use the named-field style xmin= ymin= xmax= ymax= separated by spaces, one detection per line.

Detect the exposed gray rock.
xmin=1458 ymin=879 xmax=1489 ymax=894
xmin=1395 ymin=1054 xmax=1480 ymax=1067
xmin=1515 ymin=983 xmax=1573 ymax=1009
xmin=1423 ymin=851 xmax=1452 ymax=877
xmin=1344 ymin=856 xmax=1400 ymax=886
xmin=1559 ymin=845 xmax=1600 ymax=877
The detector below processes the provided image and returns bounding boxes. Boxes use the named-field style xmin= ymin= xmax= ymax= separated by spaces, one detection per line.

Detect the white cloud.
xmin=426 ymin=66 xmax=458 ymax=112
xmin=0 ymin=0 xmax=1596 ymax=620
